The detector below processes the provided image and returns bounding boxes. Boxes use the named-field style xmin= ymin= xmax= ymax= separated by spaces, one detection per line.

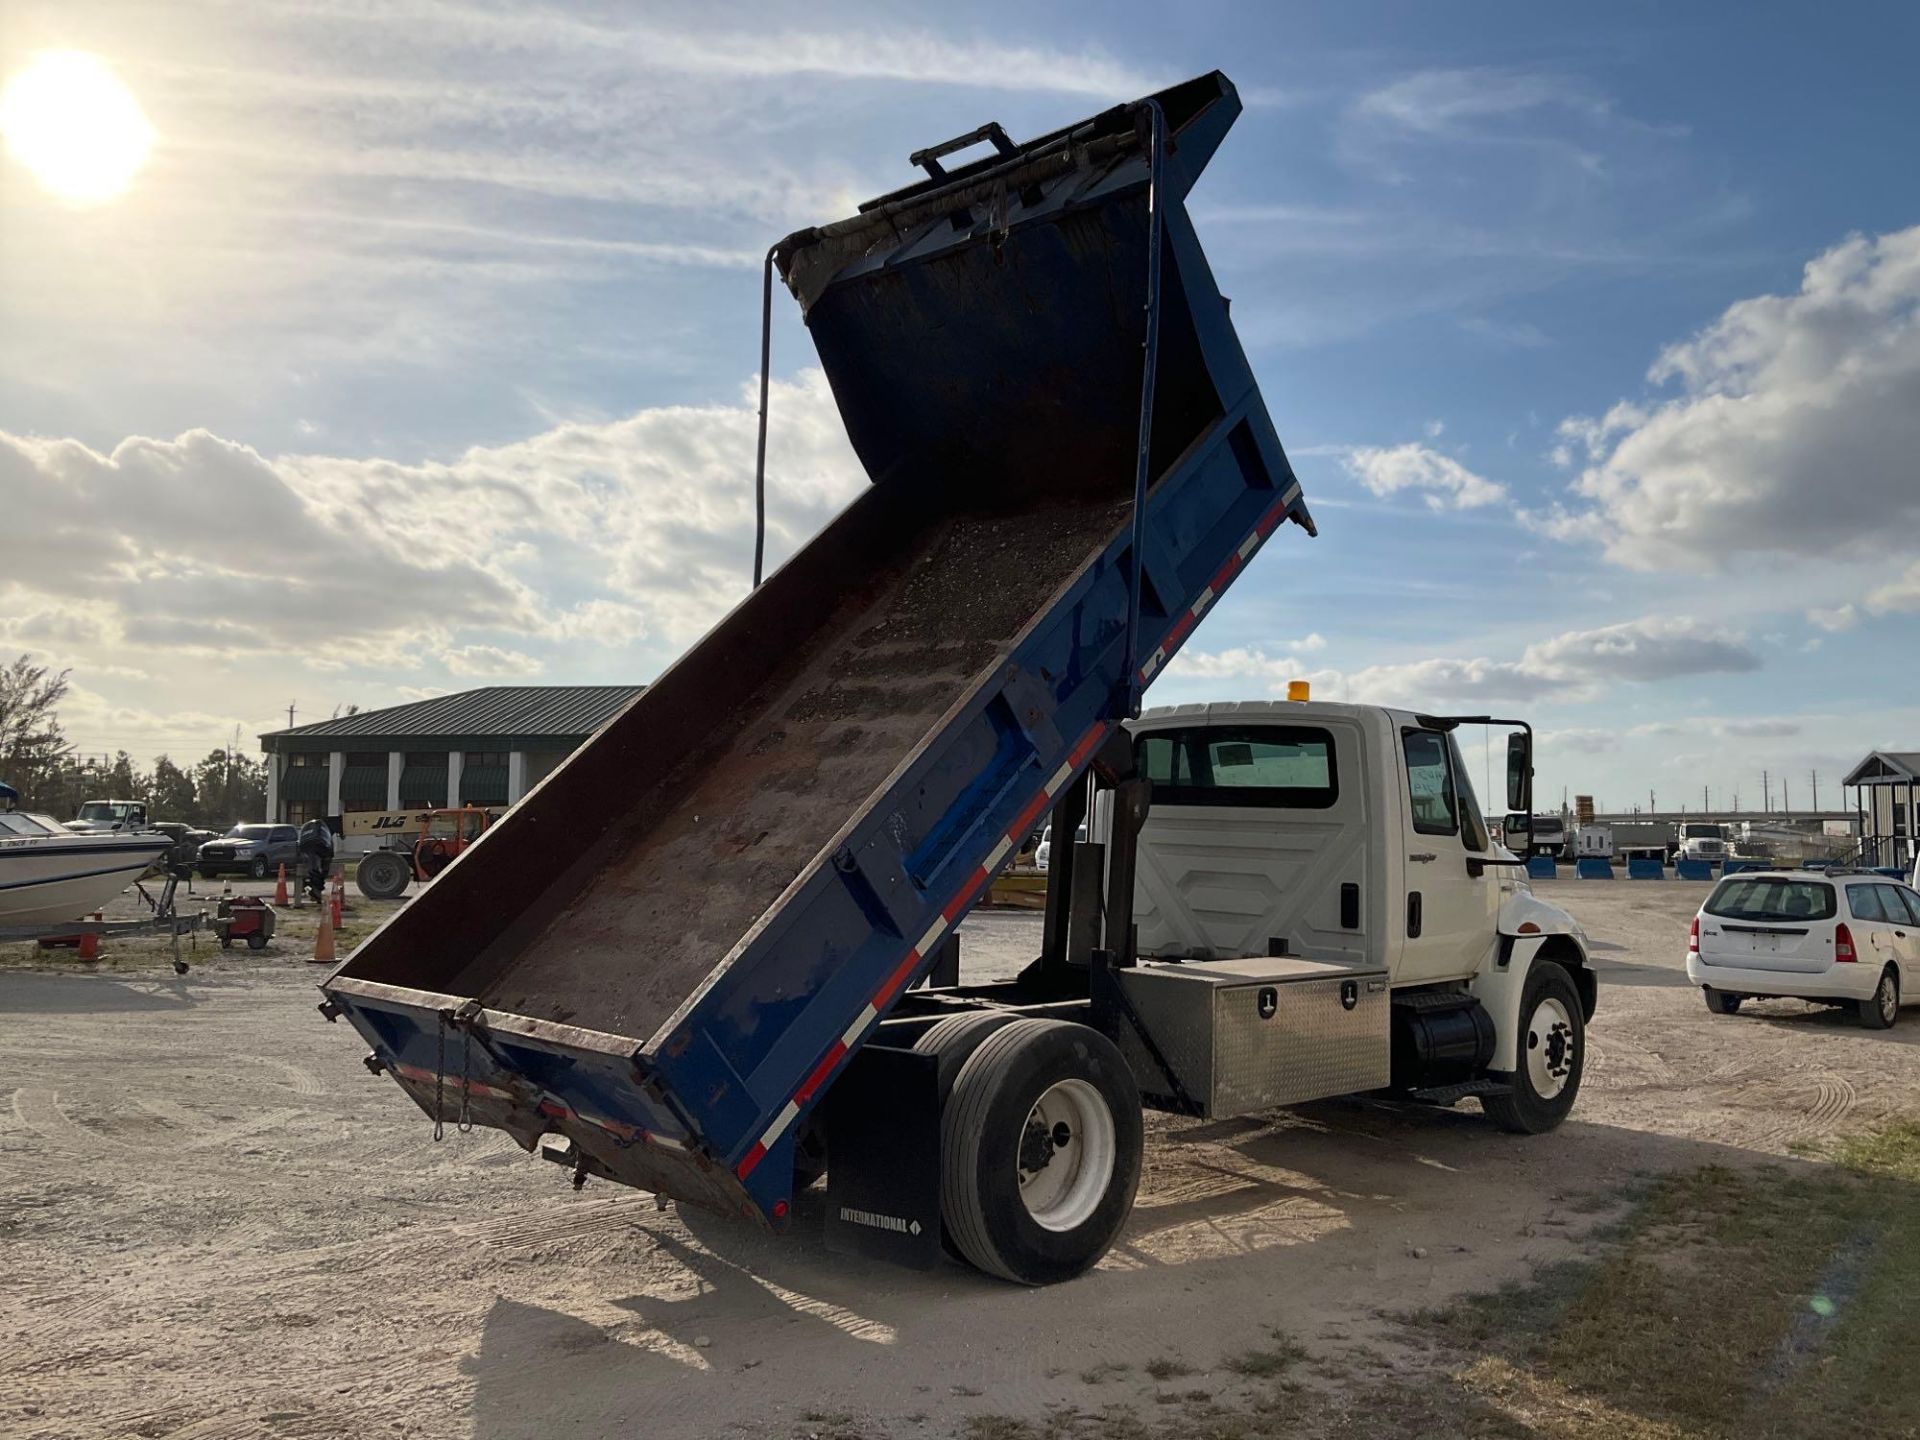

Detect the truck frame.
xmin=319 ymin=73 xmax=1594 ymax=1286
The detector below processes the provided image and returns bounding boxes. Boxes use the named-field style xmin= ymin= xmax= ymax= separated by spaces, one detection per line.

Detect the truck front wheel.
xmin=939 ymin=1018 xmax=1142 ymax=1285
xmin=1483 ymin=961 xmax=1585 ymax=1136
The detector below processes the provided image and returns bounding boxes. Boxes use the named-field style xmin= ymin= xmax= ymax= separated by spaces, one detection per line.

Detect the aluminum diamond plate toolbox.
xmin=1116 ymin=957 xmax=1389 ymax=1117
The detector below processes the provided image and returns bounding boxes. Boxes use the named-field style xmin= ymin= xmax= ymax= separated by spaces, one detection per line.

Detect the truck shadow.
xmin=0 ymin=969 xmax=201 ymax=1013
xmin=462 ymin=1110 xmax=1836 ymax=1439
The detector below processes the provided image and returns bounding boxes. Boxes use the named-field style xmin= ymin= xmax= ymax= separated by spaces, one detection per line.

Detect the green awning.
xmin=282 ymin=766 xmax=329 ymax=802
xmin=340 ymin=764 xmax=389 ymax=804
xmin=399 ymin=764 xmax=447 ymax=807
xmin=459 ymin=765 xmax=507 ymax=806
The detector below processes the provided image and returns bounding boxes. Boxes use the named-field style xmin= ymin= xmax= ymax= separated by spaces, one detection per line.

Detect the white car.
xmin=1687 ymin=869 xmax=1920 ymax=1028
xmin=1032 ymin=821 xmax=1087 ymax=872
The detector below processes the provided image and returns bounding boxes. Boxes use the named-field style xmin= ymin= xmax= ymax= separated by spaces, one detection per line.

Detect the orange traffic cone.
xmin=311 ymin=896 xmax=336 ymax=965
xmin=274 ymin=862 xmax=289 ymax=906
xmin=77 ymin=912 xmax=102 ymax=962
xmin=330 ymin=873 xmax=344 ymax=931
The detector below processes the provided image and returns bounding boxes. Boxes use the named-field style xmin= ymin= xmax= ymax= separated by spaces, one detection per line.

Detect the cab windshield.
xmin=1683 ymin=824 xmax=1726 ymax=840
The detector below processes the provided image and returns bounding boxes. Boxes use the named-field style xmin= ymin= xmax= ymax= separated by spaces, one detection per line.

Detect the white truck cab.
xmin=1112 ymin=699 xmax=1594 ymax=1132
xmin=1676 ymin=822 xmax=1729 ymax=864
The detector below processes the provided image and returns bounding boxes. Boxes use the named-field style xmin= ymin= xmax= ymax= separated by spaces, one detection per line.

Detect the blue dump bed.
xmin=322 ymin=71 xmax=1313 ymax=1227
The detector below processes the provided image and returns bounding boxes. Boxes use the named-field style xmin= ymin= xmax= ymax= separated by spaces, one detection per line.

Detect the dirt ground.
xmin=3 ymin=877 xmax=1917 ymax=1440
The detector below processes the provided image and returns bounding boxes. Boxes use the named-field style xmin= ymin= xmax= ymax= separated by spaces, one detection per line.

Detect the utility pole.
xmin=1650 ymin=788 xmax=1656 ymax=814
xmin=287 ymin=700 xmax=297 ymax=730
xmin=1783 ymin=776 xmax=1791 ymax=814
xmin=1811 ymin=770 xmax=1819 ymax=811
xmin=1762 ymin=769 xmax=1770 ymax=813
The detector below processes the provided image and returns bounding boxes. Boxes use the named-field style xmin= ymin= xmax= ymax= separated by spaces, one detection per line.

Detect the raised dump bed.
xmin=323 ymin=70 xmax=1313 ymax=1241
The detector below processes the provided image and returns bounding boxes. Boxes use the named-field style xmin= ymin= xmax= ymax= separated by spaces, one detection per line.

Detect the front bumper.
xmin=1686 ymin=954 xmax=1876 ymax=1002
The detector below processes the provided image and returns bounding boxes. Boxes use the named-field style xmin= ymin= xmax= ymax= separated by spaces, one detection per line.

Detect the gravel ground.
xmin=3 ymin=878 xmax=1917 ymax=1439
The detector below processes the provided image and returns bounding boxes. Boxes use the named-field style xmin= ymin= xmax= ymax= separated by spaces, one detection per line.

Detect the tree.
xmin=193 ymin=747 xmax=267 ymax=827
xmin=149 ymin=754 xmax=196 ymax=821
xmin=0 ymin=654 xmax=73 ymax=809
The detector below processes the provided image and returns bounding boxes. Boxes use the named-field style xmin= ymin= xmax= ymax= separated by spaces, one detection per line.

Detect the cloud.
xmin=0 ymin=370 xmax=866 ymax=730
xmin=442 ymin=645 xmax=543 ymax=678
xmin=1540 ymin=226 xmax=1920 ymax=569
xmin=1521 ymin=616 xmax=1759 ymax=684
xmin=1335 ymin=444 xmax=1507 ymax=510
xmin=1866 ymin=560 xmax=1920 ymax=615
xmin=1170 ymin=615 xmax=1758 ymax=708
xmin=1354 ymin=68 xmax=1609 ymax=137
xmin=1807 ymin=603 xmax=1860 ymax=632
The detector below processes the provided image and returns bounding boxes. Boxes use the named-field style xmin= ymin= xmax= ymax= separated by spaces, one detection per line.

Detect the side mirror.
xmin=1506 ymin=731 xmax=1532 ymax=815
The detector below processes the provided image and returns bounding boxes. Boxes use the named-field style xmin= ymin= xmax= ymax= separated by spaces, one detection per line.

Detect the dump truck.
xmin=321 ymin=72 xmax=1594 ymax=1286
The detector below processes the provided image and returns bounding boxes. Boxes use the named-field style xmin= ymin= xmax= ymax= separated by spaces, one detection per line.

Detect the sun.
xmin=1 ymin=51 xmax=154 ymax=204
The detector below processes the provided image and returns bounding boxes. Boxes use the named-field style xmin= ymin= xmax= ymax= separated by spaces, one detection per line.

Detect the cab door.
xmin=1394 ymin=727 xmax=1501 ymax=984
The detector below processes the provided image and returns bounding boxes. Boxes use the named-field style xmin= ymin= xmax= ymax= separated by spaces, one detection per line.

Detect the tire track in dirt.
xmin=11 ymin=1086 xmax=133 ymax=1152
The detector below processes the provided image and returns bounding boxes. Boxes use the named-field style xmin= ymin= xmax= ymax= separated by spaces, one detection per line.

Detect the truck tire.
xmin=938 ymin=1018 xmax=1142 ymax=1285
xmin=1483 ymin=961 xmax=1584 ymax=1136
xmin=249 ymin=856 xmax=269 ymax=879
xmin=356 ymin=851 xmax=412 ymax=900
xmin=1858 ymin=967 xmax=1899 ymax=1030
xmin=913 ymin=1012 xmax=1018 ymax=1097
xmin=1703 ymin=986 xmax=1743 ymax=1015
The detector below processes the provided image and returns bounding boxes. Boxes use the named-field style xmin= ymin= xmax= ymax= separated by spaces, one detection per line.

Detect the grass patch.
xmin=1406 ymin=1119 xmax=1920 ymax=1439
xmin=1219 ymin=1342 xmax=1303 ymax=1379
xmin=1144 ymin=1355 xmax=1195 ymax=1381
xmin=1078 ymin=1361 xmax=1130 ymax=1385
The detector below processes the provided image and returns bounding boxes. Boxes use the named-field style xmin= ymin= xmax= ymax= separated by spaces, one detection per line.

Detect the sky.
xmin=2 ymin=0 xmax=1917 ymax=815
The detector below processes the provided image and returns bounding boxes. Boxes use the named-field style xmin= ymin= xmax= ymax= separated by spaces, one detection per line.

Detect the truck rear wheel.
xmin=356 ymin=851 xmax=412 ymax=900
xmin=938 ymin=1018 xmax=1142 ymax=1285
xmin=913 ymin=1011 xmax=1018 ymax=1096
xmin=1483 ymin=961 xmax=1584 ymax=1136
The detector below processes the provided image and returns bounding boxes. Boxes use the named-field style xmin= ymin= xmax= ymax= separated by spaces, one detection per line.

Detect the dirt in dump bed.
xmin=459 ymin=495 xmax=1129 ymax=1039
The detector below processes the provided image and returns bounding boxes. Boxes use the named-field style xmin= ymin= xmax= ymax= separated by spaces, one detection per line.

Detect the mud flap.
xmin=823 ymin=1044 xmax=943 ymax=1269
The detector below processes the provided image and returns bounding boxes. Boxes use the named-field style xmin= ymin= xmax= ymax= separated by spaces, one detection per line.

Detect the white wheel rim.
xmin=1016 ymin=1079 xmax=1115 ymax=1232
xmin=1525 ymin=996 xmax=1577 ymax=1101
xmin=1882 ymin=976 xmax=1898 ymax=1022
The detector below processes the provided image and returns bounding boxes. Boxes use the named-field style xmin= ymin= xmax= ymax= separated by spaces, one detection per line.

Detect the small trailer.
xmin=320 ymin=73 xmax=1593 ymax=1285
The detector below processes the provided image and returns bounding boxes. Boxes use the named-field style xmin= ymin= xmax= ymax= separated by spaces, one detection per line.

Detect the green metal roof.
xmin=261 ymin=686 xmax=643 ymax=751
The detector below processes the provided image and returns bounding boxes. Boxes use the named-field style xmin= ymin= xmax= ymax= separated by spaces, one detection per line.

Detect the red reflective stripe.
xmin=795 ymin=1040 xmax=848 ymax=1105
xmin=1208 ymin=551 xmax=1243 ymax=595
xmin=873 ymin=946 xmax=925 ymax=1008
xmin=1163 ymin=610 xmax=1197 ymax=649
xmin=944 ymin=868 xmax=988 ymax=922
xmin=537 ymin=1099 xmax=567 ymax=1120
xmin=737 ymin=1141 xmax=769 ymax=1178
xmin=1256 ymin=494 xmax=1291 ymax=533
xmin=1009 ymin=790 xmax=1052 ymax=841
xmin=1067 ymin=723 xmax=1107 ymax=767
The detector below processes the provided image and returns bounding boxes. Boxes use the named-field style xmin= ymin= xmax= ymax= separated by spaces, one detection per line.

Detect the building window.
xmin=284 ymin=801 xmax=319 ymax=825
xmin=288 ymin=752 xmax=326 ymax=768
xmin=346 ymin=751 xmax=386 ymax=769
xmin=465 ymin=751 xmax=508 ymax=770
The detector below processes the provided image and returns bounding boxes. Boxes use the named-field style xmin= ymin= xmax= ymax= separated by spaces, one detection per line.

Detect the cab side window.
xmin=1402 ymin=730 xmax=1458 ymax=837
xmin=1882 ymin=885 xmax=1920 ymax=926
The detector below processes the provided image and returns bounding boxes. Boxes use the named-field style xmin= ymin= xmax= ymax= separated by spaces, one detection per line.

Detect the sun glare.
xmin=1 ymin=50 xmax=154 ymax=204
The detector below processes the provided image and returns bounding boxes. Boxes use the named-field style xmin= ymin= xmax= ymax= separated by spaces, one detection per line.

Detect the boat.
xmin=0 ymin=783 xmax=172 ymax=927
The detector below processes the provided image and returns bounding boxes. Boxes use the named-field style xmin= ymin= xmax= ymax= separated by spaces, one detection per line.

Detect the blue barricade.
xmin=1626 ymin=857 xmax=1665 ymax=880
xmin=1674 ymin=858 xmax=1713 ymax=881
xmin=1526 ymin=855 xmax=1557 ymax=880
xmin=1721 ymin=860 xmax=1759 ymax=875
xmin=1576 ymin=857 xmax=1614 ymax=880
